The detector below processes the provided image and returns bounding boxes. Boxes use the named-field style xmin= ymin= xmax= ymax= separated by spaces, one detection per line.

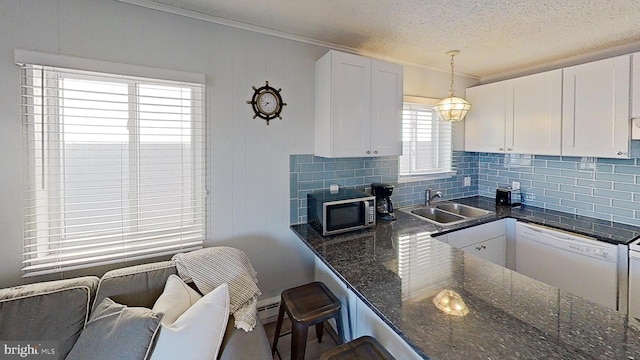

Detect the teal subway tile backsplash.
xmin=291 ymin=142 xmax=640 ymax=226
xmin=290 ymin=151 xmax=478 ymax=224
xmin=477 ymin=141 xmax=640 ymax=226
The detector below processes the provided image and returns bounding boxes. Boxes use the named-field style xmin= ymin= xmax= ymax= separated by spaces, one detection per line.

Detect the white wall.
xmin=0 ymin=0 xmax=477 ymax=299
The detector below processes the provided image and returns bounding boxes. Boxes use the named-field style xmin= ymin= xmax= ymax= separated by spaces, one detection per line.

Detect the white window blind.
xmin=400 ymin=100 xmax=453 ymax=177
xmin=20 ymin=64 xmax=206 ymax=277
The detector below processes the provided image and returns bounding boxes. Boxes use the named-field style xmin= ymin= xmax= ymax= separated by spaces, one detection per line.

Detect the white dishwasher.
xmin=515 ymin=222 xmax=618 ymax=310
xmin=629 ymin=239 xmax=640 ymax=319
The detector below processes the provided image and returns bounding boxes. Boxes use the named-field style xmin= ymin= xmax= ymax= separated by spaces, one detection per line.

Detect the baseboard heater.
xmin=256 ymin=296 xmax=280 ymax=323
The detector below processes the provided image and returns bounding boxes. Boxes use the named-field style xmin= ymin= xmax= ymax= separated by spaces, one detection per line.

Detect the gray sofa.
xmin=0 ymin=260 xmax=272 ymax=359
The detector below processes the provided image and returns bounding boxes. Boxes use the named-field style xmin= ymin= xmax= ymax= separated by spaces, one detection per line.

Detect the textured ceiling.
xmin=136 ymin=0 xmax=640 ymax=80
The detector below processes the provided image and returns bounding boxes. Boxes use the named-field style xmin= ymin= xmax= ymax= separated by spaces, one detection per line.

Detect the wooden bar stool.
xmin=271 ymin=281 xmax=344 ymax=360
xmin=320 ymin=336 xmax=395 ymax=360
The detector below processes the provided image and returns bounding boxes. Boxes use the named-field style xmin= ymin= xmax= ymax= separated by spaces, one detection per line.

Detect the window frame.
xmin=398 ymin=96 xmax=456 ymax=183
xmin=20 ymin=63 xmax=206 ymax=277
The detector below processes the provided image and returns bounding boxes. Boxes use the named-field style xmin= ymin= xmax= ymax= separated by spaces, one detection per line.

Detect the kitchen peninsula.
xmin=291 ymin=197 xmax=640 ymax=359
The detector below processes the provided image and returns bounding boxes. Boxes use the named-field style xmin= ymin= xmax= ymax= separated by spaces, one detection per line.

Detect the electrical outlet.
xmin=464 ymin=177 xmax=471 ymax=187
xmin=512 ymin=181 xmax=520 ymax=190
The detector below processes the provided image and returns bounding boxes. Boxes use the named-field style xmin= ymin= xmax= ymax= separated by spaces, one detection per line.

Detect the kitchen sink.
xmin=404 ymin=201 xmax=494 ymax=226
xmin=435 ymin=203 xmax=493 ymax=218
xmin=411 ymin=207 xmax=466 ymax=224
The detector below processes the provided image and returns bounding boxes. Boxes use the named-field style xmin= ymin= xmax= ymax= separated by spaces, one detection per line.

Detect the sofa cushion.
xmin=152 ymin=274 xmax=202 ymax=325
xmin=94 ymin=261 xmax=177 ymax=310
xmin=219 ymin=317 xmax=272 ymax=360
xmin=66 ymin=297 xmax=161 ymax=360
xmin=0 ymin=276 xmax=99 ymax=359
xmin=150 ymin=283 xmax=229 ymax=360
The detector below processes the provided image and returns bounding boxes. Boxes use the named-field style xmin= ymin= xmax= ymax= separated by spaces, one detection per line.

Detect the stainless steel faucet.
xmin=425 ymin=188 xmax=442 ymax=206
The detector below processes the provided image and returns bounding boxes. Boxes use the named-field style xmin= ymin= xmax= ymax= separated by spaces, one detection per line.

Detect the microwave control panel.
xmin=368 ymin=199 xmax=376 ymax=224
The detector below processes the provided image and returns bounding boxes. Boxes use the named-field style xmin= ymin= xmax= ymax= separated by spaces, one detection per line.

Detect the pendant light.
xmin=434 ymin=50 xmax=471 ymax=122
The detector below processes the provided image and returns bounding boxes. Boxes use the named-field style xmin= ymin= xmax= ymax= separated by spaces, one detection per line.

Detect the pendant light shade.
xmin=435 ymin=50 xmax=471 ymax=122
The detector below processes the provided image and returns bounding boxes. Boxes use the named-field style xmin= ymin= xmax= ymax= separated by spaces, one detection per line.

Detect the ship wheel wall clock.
xmin=246 ymin=81 xmax=287 ymax=125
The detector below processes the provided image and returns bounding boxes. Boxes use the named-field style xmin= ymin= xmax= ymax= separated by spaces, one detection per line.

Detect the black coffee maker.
xmin=371 ymin=182 xmax=395 ymax=221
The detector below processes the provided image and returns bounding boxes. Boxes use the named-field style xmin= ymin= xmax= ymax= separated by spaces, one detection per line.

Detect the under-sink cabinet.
xmin=314 ymin=50 xmax=403 ymax=158
xmin=464 ymin=70 xmax=562 ymax=155
xmin=434 ymin=219 xmax=508 ymax=267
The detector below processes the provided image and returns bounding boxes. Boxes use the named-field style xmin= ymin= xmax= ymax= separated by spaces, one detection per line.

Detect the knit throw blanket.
xmin=172 ymin=247 xmax=262 ymax=332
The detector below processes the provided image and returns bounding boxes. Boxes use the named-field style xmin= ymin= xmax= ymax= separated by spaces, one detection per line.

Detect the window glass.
xmin=399 ymin=99 xmax=453 ymax=179
xmin=21 ymin=65 xmax=205 ymax=276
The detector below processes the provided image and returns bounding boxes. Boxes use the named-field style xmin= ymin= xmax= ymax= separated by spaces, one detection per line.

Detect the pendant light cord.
xmin=449 ymin=53 xmax=455 ymax=96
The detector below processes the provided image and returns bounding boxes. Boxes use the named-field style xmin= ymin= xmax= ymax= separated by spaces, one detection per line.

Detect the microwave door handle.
xmin=364 ymin=200 xmax=370 ymax=223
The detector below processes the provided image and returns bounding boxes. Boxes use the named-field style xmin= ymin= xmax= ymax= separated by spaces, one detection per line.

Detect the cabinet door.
xmin=464 ymin=81 xmax=507 ymax=153
xmin=629 ymin=254 xmax=640 ymax=319
xmin=631 ymin=53 xmax=640 ymax=139
xmin=562 ymin=55 xmax=630 ymax=158
xmin=370 ymin=59 xmax=403 ymax=156
xmin=509 ymin=70 xmax=562 ymax=155
xmin=461 ymin=235 xmax=507 ymax=267
xmin=315 ymin=50 xmax=372 ymax=158
xmin=330 ymin=52 xmax=372 ymax=157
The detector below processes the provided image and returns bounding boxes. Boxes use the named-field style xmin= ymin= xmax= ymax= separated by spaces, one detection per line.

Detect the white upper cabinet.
xmin=315 ymin=50 xmax=403 ymax=158
xmin=630 ymin=52 xmax=640 ymax=139
xmin=465 ymin=70 xmax=562 ymax=155
xmin=509 ymin=70 xmax=562 ymax=155
xmin=562 ymin=55 xmax=631 ymax=158
xmin=465 ymin=81 xmax=507 ymax=153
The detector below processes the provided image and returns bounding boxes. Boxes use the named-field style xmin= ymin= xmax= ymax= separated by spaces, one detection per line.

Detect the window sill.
xmin=398 ymin=171 xmax=457 ymax=184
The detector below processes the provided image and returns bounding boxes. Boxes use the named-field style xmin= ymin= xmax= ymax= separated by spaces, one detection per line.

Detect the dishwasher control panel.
xmin=567 ymin=244 xmax=610 ymax=259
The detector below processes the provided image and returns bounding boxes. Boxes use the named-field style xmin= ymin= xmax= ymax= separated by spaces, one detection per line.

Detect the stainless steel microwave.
xmin=307 ymin=189 xmax=376 ymax=236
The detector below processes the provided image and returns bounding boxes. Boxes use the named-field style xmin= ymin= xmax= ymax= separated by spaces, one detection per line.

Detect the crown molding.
xmin=116 ymin=0 xmax=479 ymax=79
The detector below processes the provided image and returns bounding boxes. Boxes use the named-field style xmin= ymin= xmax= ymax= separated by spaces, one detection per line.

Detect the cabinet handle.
xmin=617 ymin=151 xmax=627 ymax=156
xmin=499 ymin=148 xmax=504 ymax=151
xmin=366 ymin=150 xmax=371 ymax=154
xmin=475 ymin=245 xmax=486 ymax=251
xmin=373 ymin=150 xmax=378 ymax=154
xmin=507 ymin=148 xmax=513 ymax=151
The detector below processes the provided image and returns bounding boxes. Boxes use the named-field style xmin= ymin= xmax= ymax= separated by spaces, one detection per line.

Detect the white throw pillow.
xmin=150 ymin=283 xmax=230 ymax=360
xmin=152 ymin=274 xmax=203 ymax=325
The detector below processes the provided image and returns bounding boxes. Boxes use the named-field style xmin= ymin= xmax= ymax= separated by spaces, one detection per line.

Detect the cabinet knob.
xmin=499 ymin=148 xmax=504 ymax=151
xmin=366 ymin=150 xmax=371 ymax=154
xmin=507 ymin=148 xmax=513 ymax=151
xmin=373 ymin=150 xmax=378 ymax=154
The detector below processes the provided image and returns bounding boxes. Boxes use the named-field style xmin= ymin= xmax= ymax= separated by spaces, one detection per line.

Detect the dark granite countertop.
xmin=290 ymin=196 xmax=640 ymax=359
xmin=447 ymin=196 xmax=640 ymax=245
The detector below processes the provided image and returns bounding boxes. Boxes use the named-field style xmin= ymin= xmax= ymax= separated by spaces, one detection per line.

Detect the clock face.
xmin=247 ymin=81 xmax=286 ymax=124
xmin=257 ymin=91 xmax=278 ymax=115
